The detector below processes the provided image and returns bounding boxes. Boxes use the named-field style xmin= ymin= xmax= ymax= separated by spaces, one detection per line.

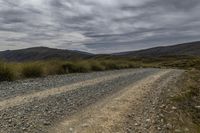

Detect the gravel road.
xmin=0 ymin=68 xmax=183 ymax=133
xmin=0 ymin=69 xmax=144 ymax=100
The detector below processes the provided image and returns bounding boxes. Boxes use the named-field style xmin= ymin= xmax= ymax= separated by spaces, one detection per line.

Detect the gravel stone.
xmin=0 ymin=69 xmax=159 ymax=133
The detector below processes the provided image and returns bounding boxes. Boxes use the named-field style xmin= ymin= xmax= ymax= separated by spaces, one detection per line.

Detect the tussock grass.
xmin=0 ymin=56 xmax=200 ymax=82
xmin=42 ymin=60 xmax=66 ymax=75
xmin=90 ymin=61 xmax=106 ymax=71
xmin=171 ymin=69 xmax=200 ymax=131
xmin=0 ymin=59 xmax=142 ymax=81
xmin=0 ymin=62 xmax=15 ymax=81
xmin=63 ymin=62 xmax=91 ymax=73
xmin=21 ymin=63 xmax=44 ymax=78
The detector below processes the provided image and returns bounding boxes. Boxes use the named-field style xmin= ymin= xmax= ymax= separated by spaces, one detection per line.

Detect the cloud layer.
xmin=0 ymin=0 xmax=200 ymax=53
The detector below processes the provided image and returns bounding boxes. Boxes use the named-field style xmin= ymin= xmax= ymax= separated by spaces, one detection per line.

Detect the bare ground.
xmin=50 ymin=70 xmax=183 ymax=133
xmin=0 ymin=69 xmax=184 ymax=133
xmin=0 ymin=70 xmax=136 ymax=111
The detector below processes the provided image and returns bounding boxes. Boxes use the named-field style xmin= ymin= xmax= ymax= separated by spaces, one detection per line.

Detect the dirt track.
xmin=0 ymin=69 xmax=183 ymax=133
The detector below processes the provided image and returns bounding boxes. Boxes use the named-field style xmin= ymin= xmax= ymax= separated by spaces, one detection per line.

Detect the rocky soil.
xmin=0 ymin=69 xmax=143 ymax=100
xmin=124 ymin=70 xmax=183 ymax=133
xmin=0 ymin=68 xmax=184 ymax=133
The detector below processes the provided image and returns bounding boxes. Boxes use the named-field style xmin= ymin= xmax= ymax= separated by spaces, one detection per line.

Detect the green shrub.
xmin=62 ymin=63 xmax=78 ymax=73
xmin=101 ymin=61 xmax=121 ymax=70
xmin=51 ymin=64 xmax=66 ymax=75
xmin=90 ymin=62 xmax=105 ymax=71
xmin=77 ymin=62 xmax=91 ymax=72
xmin=21 ymin=63 xmax=44 ymax=78
xmin=62 ymin=62 xmax=91 ymax=73
xmin=128 ymin=63 xmax=141 ymax=68
xmin=43 ymin=60 xmax=66 ymax=75
xmin=0 ymin=62 xmax=15 ymax=81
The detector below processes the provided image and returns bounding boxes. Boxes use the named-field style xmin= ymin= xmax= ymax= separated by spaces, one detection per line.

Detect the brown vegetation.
xmin=0 ymin=56 xmax=200 ymax=82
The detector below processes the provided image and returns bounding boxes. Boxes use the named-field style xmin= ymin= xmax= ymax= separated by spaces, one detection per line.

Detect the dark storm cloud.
xmin=0 ymin=9 xmax=29 ymax=25
xmin=0 ymin=0 xmax=200 ymax=53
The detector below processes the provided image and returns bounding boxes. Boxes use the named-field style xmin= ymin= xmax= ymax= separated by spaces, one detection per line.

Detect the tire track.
xmin=123 ymin=70 xmax=184 ymax=133
xmin=0 ymin=69 xmax=142 ymax=101
xmin=0 ymin=69 xmax=159 ymax=133
xmin=0 ymin=69 xmax=147 ymax=111
xmin=50 ymin=70 xmax=178 ymax=133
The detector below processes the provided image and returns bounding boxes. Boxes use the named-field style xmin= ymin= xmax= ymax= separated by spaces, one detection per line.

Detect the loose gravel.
xmin=0 ymin=69 xmax=144 ymax=101
xmin=0 ymin=68 xmax=159 ymax=133
xmin=0 ymin=70 xmax=147 ymax=111
xmin=123 ymin=70 xmax=183 ymax=133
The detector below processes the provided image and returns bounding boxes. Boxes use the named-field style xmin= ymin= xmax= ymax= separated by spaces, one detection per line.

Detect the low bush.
xmin=101 ymin=61 xmax=121 ymax=70
xmin=0 ymin=62 xmax=15 ymax=81
xmin=90 ymin=61 xmax=105 ymax=71
xmin=1 ymin=56 xmax=199 ymax=82
xmin=63 ymin=62 xmax=91 ymax=73
xmin=21 ymin=63 xmax=44 ymax=78
xmin=43 ymin=60 xmax=66 ymax=75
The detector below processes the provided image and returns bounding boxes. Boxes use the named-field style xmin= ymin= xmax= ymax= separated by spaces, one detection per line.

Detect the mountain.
xmin=0 ymin=41 xmax=200 ymax=61
xmin=0 ymin=47 xmax=93 ymax=61
xmin=115 ymin=41 xmax=200 ymax=57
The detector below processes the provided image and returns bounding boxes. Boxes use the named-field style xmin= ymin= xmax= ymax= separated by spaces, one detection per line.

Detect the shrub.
xmin=21 ymin=63 xmax=44 ymax=78
xmin=62 ymin=62 xmax=91 ymax=73
xmin=101 ymin=61 xmax=120 ymax=70
xmin=43 ymin=60 xmax=66 ymax=75
xmin=90 ymin=61 xmax=105 ymax=71
xmin=62 ymin=63 xmax=78 ymax=73
xmin=50 ymin=64 xmax=66 ymax=75
xmin=0 ymin=62 xmax=15 ymax=81
xmin=128 ymin=63 xmax=141 ymax=68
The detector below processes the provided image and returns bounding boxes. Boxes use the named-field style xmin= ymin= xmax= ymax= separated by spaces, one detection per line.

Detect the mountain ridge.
xmin=0 ymin=41 xmax=200 ymax=61
xmin=115 ymin=41 xmax=200 ymax=57
xmin=0 ymin=47 xmax=93 ymax=61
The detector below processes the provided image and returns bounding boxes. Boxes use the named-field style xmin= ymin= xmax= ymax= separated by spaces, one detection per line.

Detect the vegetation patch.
xmin=21 ymin=63 xmax=44 ymax=78
xmin=170 ymin=69 xmax=200 ymax=132
xmin=0 ymin=56 xmax=200 ymax=82
xmin=0 ymin=62 xmax=15 ymax=81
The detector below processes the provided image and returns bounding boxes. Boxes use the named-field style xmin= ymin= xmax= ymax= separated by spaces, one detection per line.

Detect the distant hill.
xmin=114 ymin=41 xmax=200 ymax=57
xmin=0 ymin=41 xmax=200 ymax=61
xmin=0 ymin=47 xmax=93 ymax=61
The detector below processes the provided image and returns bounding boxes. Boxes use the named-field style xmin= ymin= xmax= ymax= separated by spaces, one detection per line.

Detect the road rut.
xmin=0 ymin=69 xmax=183 ymax=133
xmin=0 ymin=70 xmax=143 ymax=111
xmin=50 ymin=70 xmax=175 ymax=133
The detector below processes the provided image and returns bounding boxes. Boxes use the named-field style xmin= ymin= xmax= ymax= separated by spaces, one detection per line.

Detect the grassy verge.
xmin=159 ymin=69 xmax=200 ymax=132
xmin=0 ymin=56 xmax=200 ymax=131
xmin=0 ymin=59 xmax=144 ymax=82
xmin=0 ymin=56 xmax=200 ymax=82
xmin=0 ymin=61 xmax=15 ymax=81
xmin=172 ymin=70 xmax=200 ymax=131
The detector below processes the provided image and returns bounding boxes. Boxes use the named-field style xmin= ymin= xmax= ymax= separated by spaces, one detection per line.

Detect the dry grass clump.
xmin=171 ymin=69 xmax=200 ymax=130
xmin=21 ymin=62 xmax=44 ymax=78
xmin=0 ymin=62 xmax=15 ymax=81
xmin=1 ymin=56 xmax=199 ymax=82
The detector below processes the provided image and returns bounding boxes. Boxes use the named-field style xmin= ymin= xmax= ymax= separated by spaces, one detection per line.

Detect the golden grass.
xmin=0 ymin=56 xmax=200 ymax=82
xmin=0 ymin=59 xmax=143 ymax=81
xmin=171 ymin=69 xmax=200 ymax=131
xmin=0 ymin=61 xmax=15 ymax=81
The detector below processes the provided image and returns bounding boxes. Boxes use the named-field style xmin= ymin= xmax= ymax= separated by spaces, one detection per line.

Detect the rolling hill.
xmin=115 ymin=41 xmax=200 ymax=57
xmin=0 ymin=41 xmax=200 ymax=61
xmin=0 ymin=47 xmax=93 ymax=61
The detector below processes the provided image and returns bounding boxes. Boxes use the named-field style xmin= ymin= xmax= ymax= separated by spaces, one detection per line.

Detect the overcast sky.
xmin=0 ymin=0 xmax=200 ymax=53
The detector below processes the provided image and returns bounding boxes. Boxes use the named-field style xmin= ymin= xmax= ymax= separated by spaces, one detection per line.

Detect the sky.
xmin=0 ymin=0 xmax=200 ymax=53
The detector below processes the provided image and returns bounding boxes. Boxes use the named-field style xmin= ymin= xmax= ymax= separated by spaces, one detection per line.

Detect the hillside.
xmin=0 ymin=47 xmax=93 ymax=61
xmin=0 ymin=41 xmax=200 ymax=61
xmin=115 ymin=41 xmax=200 ymax=57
